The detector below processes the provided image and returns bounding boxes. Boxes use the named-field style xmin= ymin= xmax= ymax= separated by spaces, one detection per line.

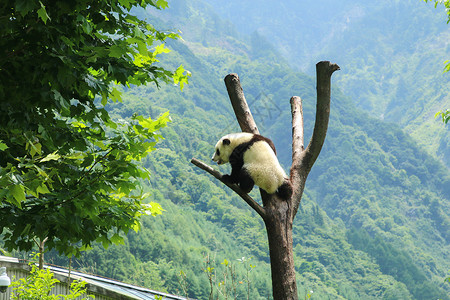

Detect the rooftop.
xmin=0 ymin=256 xmax=190 ymax=300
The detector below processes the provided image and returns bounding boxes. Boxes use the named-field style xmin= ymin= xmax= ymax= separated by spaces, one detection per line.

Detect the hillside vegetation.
xmin=42 ymin=1 xmax=450 ymax=299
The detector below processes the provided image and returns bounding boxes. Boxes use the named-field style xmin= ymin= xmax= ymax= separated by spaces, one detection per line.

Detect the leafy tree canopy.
xmin=0 ymin=0 xmax=189 ymax=256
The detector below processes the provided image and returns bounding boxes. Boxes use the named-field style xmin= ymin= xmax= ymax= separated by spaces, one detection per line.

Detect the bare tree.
xmin=191 ymin=61 xmax=339 ymax=299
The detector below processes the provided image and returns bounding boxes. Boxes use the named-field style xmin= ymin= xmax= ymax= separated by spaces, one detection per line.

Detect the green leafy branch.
xmin=10 ymin=254 xmax=94 ymax=300
xmin=435 ymin=109 xmax=450 ymax=124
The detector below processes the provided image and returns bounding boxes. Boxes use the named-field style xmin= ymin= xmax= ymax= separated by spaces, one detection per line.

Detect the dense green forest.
xmin=9 ymin=0 xmax=447 ymax=299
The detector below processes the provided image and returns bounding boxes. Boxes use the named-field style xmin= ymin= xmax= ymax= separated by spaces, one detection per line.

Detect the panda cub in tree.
xmin=212 ymin=132 xmax=292 ymax=199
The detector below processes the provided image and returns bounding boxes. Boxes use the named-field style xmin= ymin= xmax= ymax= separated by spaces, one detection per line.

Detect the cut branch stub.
xmin=290 ymin=96 xmax=304 ymax=164
xmin=224 ymin=74 xmax=259 ymax=134
xmin=289 ymin=96 xmax=305 ymax=210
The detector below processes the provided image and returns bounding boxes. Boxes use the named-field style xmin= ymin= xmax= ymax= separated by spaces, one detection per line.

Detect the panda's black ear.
xmin=223 ymin=138 xmax=231 ymax=145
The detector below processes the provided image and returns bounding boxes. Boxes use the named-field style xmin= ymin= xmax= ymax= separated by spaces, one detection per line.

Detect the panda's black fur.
xmin=212 ymin=132 xmax=292 ymax=199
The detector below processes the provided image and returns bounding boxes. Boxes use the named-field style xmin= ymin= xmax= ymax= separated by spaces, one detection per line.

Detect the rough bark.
xmin=263 ymin=193 xmax=297 ymax=299
xmin=191 ymin=61 xmax=339 ymax=299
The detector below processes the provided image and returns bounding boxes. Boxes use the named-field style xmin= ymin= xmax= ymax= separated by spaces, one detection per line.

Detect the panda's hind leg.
xmin=239 ymin=169 xmax=254 ymax=194
xmin=277 ymin=180 xmax=293 ymax=200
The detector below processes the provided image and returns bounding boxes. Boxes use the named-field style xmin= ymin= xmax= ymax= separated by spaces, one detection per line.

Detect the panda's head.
xmin=212 ymin=133 xmax=254 ymax=165
xmin=212 ymin=136 xmax=233 ymax=165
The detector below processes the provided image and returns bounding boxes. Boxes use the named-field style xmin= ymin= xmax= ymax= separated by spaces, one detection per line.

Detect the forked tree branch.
xmin=190 ymin=158 xmax=266 ymax=219
xmin=192 ymin=62 xmax=338 ymax=220
xmin=291 ymin=61 xmax=340 ymax=216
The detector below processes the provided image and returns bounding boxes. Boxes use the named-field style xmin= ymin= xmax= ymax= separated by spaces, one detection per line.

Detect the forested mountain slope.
xmin=205 ymin=0 xmax=450 ymax=165
xmin=44 ymin=1 xmax=450 ymax=299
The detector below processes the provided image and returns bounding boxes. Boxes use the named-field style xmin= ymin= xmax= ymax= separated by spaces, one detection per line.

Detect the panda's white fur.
xmin=212 ymin=132 xmax=292 ymax=198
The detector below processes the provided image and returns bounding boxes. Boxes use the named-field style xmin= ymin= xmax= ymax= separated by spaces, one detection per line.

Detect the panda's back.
xmin=243 ymin=141 xmax=287 ymax=194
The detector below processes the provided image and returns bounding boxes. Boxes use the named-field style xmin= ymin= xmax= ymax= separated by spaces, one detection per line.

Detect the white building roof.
xmin=0 ymin=256 xmax=190 ymax=300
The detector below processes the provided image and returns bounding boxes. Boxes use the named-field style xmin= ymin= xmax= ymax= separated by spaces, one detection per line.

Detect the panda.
xmin=211 ymin=132 xmax=292 ymax=199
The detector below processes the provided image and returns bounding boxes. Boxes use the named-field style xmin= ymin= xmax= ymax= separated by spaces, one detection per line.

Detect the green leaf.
xmin=20 ymin=224 xmax=32 ymax=236
xmin=29 ymin=142 xmax=42 ymax=158
xmin=10 ymin=184 xmax=25 ymax=206
xmin=133 ymin=26 xmax=146 ymax=39
xmin=60 ymin=36 xmax=74 ymax=47
xmin=109 ymin=45 xmax=127 ymax=58
xmin=110 ymin=87 xmax=123 ymax=103
xmin=137 ymin=116 xmax=156 ymax=130
xmin=37 ymin=2 xmax=50 ymax=24
xmin=435 ymin=109 xmax=450 ymax=125
xmin=66 ymin=152 xmax=86 ymax=160
xmin=156 ymin=0 xmax=169 ymax=9
xmin=110 ymin=233 xmax=124 ymax=245
xmin=444 ymin=60 xmax=450 ymax=73
xmin=15 ymin=0 xmax=38 ymax=16
xmin=136 ymin=40 xmax=148 ymax=55
xmin=131 ymin=220 xmax=141 ymax=232
xmin=133 ymin=53 xmax=153 ymax=67
xmin=118 ymin=0 xmax=131 ymax=9
xmin=159 ymin=110 xmax=171 ymax=124
xmin=40 ymin=152 xmax=61 ymax=162
xmin=153 ymin=43 xmax=170 ymax=56
xmin=0 ymin=141 xmax=8 ymax=151
xmin=142 ymin=202 xmax=164 ymax=216
xmin=36 ymin=184 xmax=50 ymax=194
xmin=101 ymin=92 xmax=108 ymax=106
xmin=173 ymin=65 xmax=190 ymax=90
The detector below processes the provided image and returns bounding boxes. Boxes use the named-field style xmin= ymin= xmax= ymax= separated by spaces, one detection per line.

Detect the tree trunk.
xmin=191 ymin=61 xmax=339 ymax=299
xmin=37 ymin=237 xmax=48 ymax=270
xmin=263 ymin=194 xmax=297 ymax=299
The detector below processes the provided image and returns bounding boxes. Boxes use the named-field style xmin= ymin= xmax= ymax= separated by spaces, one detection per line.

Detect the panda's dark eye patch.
xmin=216 ymin=149 xmax=220 ymax=156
